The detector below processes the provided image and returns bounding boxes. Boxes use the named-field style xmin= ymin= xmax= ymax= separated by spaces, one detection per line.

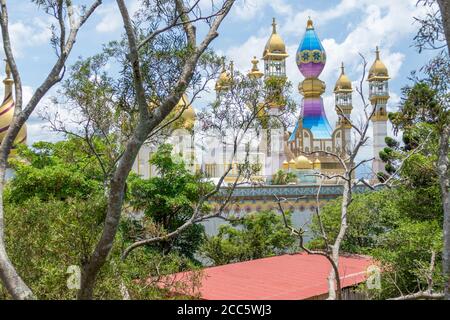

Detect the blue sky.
xmin=0 ymin=0 xmax=442 ymax=164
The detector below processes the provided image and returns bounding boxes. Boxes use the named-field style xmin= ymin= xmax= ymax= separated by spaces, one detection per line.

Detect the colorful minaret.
xmin=368 ymin=47 xmax=389 ymax=175
xmin=290 ymin=18 xmax=332 ymax=149
xmin=0 ymin=60 xmax=27 ymax=153
xmin=334 ymin=62 xmax=353 ymax=154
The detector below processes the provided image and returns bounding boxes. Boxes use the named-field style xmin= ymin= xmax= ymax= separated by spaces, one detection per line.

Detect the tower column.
xmin=368 ymin=47 xmax=390 ymax=176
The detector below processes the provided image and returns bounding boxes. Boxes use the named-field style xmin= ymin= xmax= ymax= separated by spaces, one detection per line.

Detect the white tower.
xmin=368 ymin=47 xmax=390 ymax=175
xmin=334 ymin=62 xmax=353 ymax=155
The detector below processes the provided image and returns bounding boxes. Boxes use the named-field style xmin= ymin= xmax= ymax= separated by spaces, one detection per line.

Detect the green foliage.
xmin=0 ymin=140 xmax=203 ymax=299
xmin=309 ymin=190 xmax=401 ymax=253
xmin=7 ymin=140 xmax=105 ymax=203
xmin=127 ymin=144 xmax=214 ymax=261
xmin=369 ymin=220 xmax=443 ymax=299
xmin=310 ymin=186 xmax=443 ymax=298
xmin=201 ymin=211 xmax=297 ymax=266
xmin=271 ymin=170 xmax=297 ymax=185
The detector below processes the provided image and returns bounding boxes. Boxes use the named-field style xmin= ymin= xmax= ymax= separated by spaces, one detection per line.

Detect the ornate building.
xmin=0 ymin=61 xmax=27 ymax=155
xmin=133 ymin=18 xmax=390 ymax=183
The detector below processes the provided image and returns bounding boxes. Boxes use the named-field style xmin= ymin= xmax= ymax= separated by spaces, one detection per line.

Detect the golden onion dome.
xmin=289 ymin=159 xmax=296 ymax=166
xmin=334 ymin=63 xmax=352 ymax=92
xmin=368 ymin=47 xmax=389 ymax=81
xmin=0 ymin=61 xmax=27 ymax=152
xmin=295 ymin=155 xmax=313 ymax=169
xmin=174 ymin=94 xmax=196 ymax=131
xmin=263 ymin=18 xmax=288 ymax=59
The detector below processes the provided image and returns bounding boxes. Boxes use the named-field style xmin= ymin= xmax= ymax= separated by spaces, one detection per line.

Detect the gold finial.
xmin=272 ymin=17 xmax=277 ymax=34
xmin=375 ymin=46 xmax=380 ymax=60
xmin=248 ymin=56 xmax=263 ymax=79
xmin=307 ymin=17 xmax=314 ymax=29
xmin=3 ymin=59 xmax=14 ymax=99
xmin=251 ymin=56 xmax=259 ymax=71
xmin=341 ymin=62 xmax=345 ymax=74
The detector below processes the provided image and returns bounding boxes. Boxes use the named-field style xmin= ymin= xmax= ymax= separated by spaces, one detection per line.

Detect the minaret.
xmin=262 ymin=18 xmax=289 ymax=110
xmin=368 ymin=47 xmax=389 ymax=175
xmin=261 ymin=18 xmax=289 ymax=175
xmin=289 ymin=18 xmax=332 ymax=155
xmin=0 ymin=60 xmax=27 ymax=150
xmin=334 ymin=62 xmax=353 ymax=154
xmin=262 ymin=18 xmax=289 ymax=79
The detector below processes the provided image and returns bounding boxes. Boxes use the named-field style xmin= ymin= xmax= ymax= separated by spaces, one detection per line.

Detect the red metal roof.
xmin=159 ymin=253 xmax=373 ymax=300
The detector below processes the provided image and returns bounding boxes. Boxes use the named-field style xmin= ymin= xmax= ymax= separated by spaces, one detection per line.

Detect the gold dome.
xmin=0 ymin=61 xmax=27 ymax=151
xmin=215 ymin=58 xmax=233 ymax=92
xmin=295 ymin=155 xmax=313 ymax=169
xmin=174 ymin=94 xmax=196 ymax=131
xmin=313 ymin=158 xmax=321 ymax=170
xmin=368 ymin=47 xmax=389 ymax=81
xmin=334 ymin=63 xmax=352 ymax=92
xmin=262 ymin=18 xmax=288 ymax=60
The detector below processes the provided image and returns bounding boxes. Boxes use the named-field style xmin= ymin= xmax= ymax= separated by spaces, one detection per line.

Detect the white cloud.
xmin=233 ymin=0 xmax=293 ymax=21
xmin=95 ymin=0 xmax=140 ymax=33
xmin=4 ymin=18 xmax=52 ymax=57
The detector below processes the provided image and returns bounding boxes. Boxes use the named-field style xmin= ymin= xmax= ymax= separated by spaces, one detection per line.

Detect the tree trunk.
xmin=327 ymin=179 xmax=350 ymax=300
xmin=437 ymin=0 xmax=450 ymax=53
xmin=437 ymin=124 xmax=450 ymax=300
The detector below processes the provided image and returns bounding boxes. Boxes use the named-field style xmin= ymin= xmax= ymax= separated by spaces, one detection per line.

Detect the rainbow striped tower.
xmin=0 ymin=61 xmax=27 ymax=155
xmin=290 ymin=18 xmax=332 ymax=142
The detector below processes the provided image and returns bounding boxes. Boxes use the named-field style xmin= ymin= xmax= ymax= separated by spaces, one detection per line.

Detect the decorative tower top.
xmin=248 ymin=56 xmax=263 ymax=79
xmin=262 ymin=18 xmax=288 ymax=60
xmin=296 ymin=18 xmax=326 ymax=78
xmin=368 ymin=46 xmax=389 ymax=81
xmin=3 ymin=59 xmax=14 ymax=101
xmin=215 ymin=57 xmax=232 ymax=92
xmin=0 ymin=59 xmax=27 ymax=149
xmin=334 ymin=62 xmax=352 ymax=92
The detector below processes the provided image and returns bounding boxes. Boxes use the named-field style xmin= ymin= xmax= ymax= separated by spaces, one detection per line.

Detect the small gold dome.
xmin=215 ymin=58 xmax=233 ymax=91
xmin=175 ymin=94 xmax=196 ymax=130
xmin=368 ymin=47 xmax=389 ymax=81
xmin=263 ymin=18 xmax=288 ymax=59
xmin=295 ymin=155 xmax=313 ymax=169
xmin=334 ymin=63 xmax=352 ymax=92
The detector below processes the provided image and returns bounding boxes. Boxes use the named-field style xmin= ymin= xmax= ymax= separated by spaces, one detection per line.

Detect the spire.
xmin=307 ymin=17 xmax=314 ymax=29
xmin=3 ymin=59 xmax=14 ymax=100
xmin=368 ymin=46 xmax=389 ymax=81
xmin=341 ymin=62 xmax=345 ymax=74
xmin=272 ymin=17 xmax=277 ymax=34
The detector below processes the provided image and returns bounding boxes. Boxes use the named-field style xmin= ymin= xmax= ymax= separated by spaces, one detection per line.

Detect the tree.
xmin=66 ymin=0 xmax=235 ymax=300
xmin=126 ymin=144 xmax=213 ymax=261
xmin=0 ymin=0 xmax=102 ymax=300
xmin=389 ymin=54 xmax=450 ymax=299
xmin=201 ymin=211 xmax=297 ymax=266
xmin=0 ymin=140 xmax=202 ymax=299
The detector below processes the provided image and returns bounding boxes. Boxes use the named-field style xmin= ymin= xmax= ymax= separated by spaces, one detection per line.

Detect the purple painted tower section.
xmin=290 ymin=20 xmax=332 ymax=141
